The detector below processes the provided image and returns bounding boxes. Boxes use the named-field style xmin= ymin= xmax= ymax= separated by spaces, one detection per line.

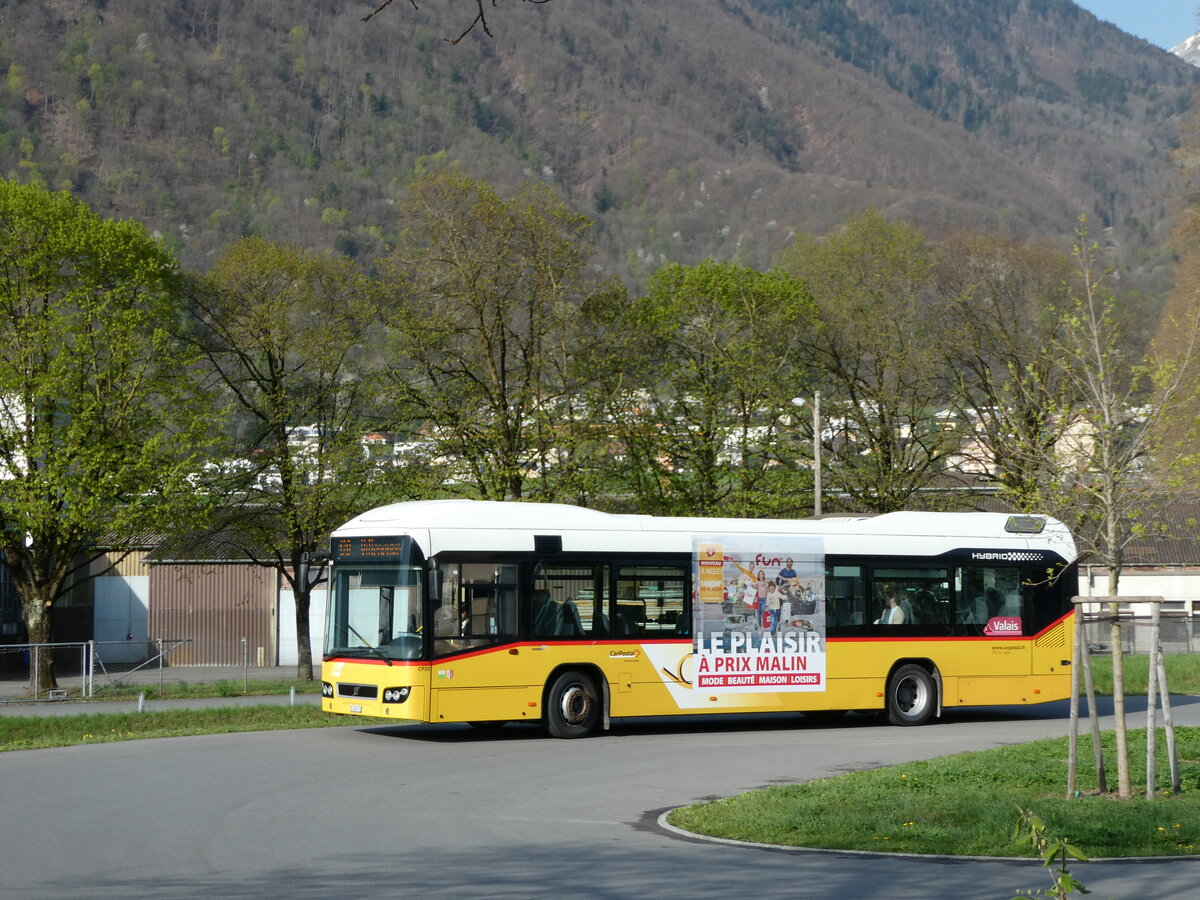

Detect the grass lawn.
xmin=668 ymin=727 xmax=1200 ymax=858
xmin=0 ymin=704 xmax=393 ymax=751
xmin=1085 ymin=654 xmax=1200 ymax=695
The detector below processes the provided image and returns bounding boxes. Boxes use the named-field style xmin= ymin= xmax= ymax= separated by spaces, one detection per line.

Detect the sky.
xmin=1074 ymin=1 xmax=1200 ymax=50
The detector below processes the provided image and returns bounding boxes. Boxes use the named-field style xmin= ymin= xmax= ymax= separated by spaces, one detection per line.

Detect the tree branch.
xmin=363 ymin=0 xmax=552 ymax=43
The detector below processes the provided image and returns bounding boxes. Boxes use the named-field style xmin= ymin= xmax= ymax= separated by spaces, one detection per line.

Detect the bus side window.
xmin=869 ymin=567 xmax=950 ymax=633
xmin=826 ymin=565 xmax=866 ymax=632
xmin=956 ymin=566 xmax=1023 ymax=628
xmin=432 ymin=562 xmax=518 ymax=657
xmin=531 ymin=563 xmax=609 ymax=640
xmin=616 ymin=564 xmax=688 ymax=638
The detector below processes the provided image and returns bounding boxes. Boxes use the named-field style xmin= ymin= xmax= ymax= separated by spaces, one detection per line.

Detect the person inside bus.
xmin=875 ymin=592 xmax=906 ymax=625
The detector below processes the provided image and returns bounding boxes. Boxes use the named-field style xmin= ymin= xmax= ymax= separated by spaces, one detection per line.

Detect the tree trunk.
xmin=294 ymin=583 xmax=314 ymax=682
xmin=20 ymin=590 xmax=58 ymax=694
xmin=1107 ymin=566 xmax=1131 ymax=799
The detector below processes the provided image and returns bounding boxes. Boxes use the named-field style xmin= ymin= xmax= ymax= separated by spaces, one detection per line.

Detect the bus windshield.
xmin=325 ymin=564 xmax=425 ymax=661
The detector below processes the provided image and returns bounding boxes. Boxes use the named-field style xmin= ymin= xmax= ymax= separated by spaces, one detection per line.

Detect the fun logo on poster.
xmin=692 ymin=536 xmax=826 ymax=692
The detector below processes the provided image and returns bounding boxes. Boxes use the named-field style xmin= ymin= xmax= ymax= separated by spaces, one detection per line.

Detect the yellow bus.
xmin=319 ymin=500 xmax=1076 ymax=737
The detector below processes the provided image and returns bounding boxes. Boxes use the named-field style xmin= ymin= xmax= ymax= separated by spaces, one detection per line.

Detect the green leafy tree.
xmin=379 ymin=171 xmax=616 ymax=503
xmin=186 ymin=238 xmax=411 ymax=681
xmin=778 ymin=210 xmax=955 ymax=512
xmin=598 ymin=260 xmax=815 ymax=516
xmin=0 ymin=180 xmax=209 ymax=691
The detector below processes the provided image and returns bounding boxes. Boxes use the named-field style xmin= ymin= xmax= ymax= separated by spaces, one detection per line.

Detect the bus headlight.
xmin=383 ymin=686 xmax=411 ymax=703
xmin=322 ymin=682 xmax=334 ymax=697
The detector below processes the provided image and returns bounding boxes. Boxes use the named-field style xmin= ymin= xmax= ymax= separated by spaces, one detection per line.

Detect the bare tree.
xmin=362 ymin=0 xmax=552 ymax=43
xmin=778 ymin=210 xmax=956 ymax=512
xmin=1051 ymin=219 xmax=1200 ymax=798
xmin=186 ymin=238 xmax=405 ymax=681
xmin=378 ymin=171 xmax=614 ymax=502
xmin=936 ymin=232 xmax=1079 ymax=509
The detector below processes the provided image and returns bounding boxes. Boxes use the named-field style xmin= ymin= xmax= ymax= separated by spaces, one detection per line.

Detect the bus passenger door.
xmin=953 ymin=565 xmax=1031 ymax=706
xmin=428 ymin=562 xmax=530 ymax=724
xmin=613 ymin=564 xmax=689 ymax=715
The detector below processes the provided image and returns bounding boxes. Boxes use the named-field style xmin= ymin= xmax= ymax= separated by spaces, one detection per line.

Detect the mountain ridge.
xmin=1172 ymin=31 xmax=1200 ymax=67
xmin=0 ymin=0 xmax=1194 ymax=296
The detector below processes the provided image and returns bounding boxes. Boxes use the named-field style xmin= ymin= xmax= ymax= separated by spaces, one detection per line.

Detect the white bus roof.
xmin=334 ymin=499 xmax=1076 ymax=562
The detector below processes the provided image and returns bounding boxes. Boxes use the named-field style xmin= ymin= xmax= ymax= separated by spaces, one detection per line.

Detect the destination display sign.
xmin=332 ymin=535 xmax=408 ymax=559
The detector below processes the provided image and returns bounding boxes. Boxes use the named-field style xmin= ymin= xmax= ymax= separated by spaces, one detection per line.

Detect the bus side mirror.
xmin=429 ymin=559 xmax=442 ymax=602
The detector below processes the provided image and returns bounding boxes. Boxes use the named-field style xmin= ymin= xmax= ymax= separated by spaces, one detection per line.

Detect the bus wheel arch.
xmin=543 ymin=666 xmax=605 ymax=738
xmin=885 ymin=660 xmax=940 ymax=726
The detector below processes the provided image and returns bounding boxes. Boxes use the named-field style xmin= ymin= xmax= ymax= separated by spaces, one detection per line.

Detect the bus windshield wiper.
xmin=346 ymin=624 xmax=392 ymax=666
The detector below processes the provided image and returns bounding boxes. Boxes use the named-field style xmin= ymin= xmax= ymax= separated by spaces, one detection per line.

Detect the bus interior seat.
xmin=533 ymin=594 xmax=559 ymax=637
xmin=560 ymin=599 xmax=584 ymax=636
xmin=615 ymin=606 xmax=642 ymax=636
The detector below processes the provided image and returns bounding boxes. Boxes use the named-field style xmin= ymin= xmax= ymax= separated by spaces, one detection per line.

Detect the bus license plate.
xmin=349 ymin=704 xmax=362 ymax=713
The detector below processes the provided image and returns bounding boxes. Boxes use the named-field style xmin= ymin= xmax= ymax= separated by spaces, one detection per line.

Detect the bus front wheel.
xmin=886 ymin=664 xmax=935 ymax=726
xmin=545 ymin=670 xmax=600 ymax=738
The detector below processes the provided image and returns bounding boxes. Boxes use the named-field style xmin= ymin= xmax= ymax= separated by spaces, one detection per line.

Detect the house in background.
xmin=1074 ymin=499 xmax=1200 ymax=620
xmin=88 ymin=531 xmax=327 ymax=669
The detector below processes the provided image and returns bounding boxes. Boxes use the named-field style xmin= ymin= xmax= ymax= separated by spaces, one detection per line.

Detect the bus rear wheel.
xmin=546 ymin=670 xmax=600 ymax=738
xmin=886 ymin=664 xmax=935 ymax=726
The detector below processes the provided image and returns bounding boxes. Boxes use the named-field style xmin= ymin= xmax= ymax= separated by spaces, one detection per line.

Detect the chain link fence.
xmin=1081 ymin=614 xmax=1200 ymax=655
xmin=0 ymin=639 xmax=192 ymax=701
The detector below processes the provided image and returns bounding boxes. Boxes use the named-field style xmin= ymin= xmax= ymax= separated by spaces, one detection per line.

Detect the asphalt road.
xmin=2 ymin=698 xmax=1198 ymax=899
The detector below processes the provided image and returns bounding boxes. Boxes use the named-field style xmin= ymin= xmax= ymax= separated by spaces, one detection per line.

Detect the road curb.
xmin=655 ymin=808 xmax=1200 ymax=863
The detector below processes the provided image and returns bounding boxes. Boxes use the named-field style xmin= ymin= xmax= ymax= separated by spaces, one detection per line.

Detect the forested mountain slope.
xmin=0 ymin=0 xmax=1193 ymax=290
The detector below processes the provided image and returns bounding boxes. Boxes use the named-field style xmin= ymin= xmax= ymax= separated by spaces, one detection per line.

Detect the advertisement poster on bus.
xmin=692 ymin=537 xmax=826 ymax=692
